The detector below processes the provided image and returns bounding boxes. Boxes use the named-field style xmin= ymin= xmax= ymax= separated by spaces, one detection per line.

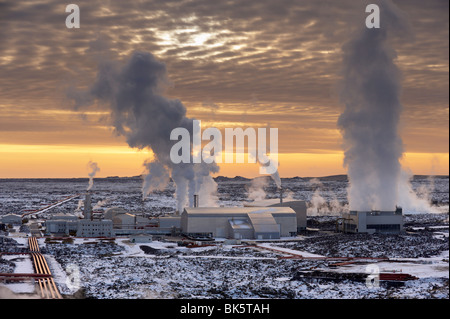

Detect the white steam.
xmin=338 ymin=0 xmax=436 ymax=214
xmin=307 ymin=178 xmax=347 ymax=216
xmin=68 ymin=51 xmax=219 ymax=213
xmin=247 ymin=176 xmax=269 ymax=201
xmin=87 ymin=161 xmax=100 ymax=191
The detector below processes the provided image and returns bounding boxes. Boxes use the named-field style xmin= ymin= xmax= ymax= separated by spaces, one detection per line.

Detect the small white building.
xmin=129 ymin=233 xmax=152 ymax=243
xmin=0 ymin=214 xmax=22 ymax=225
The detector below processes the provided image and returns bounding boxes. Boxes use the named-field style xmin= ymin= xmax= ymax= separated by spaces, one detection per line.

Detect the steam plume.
xmin=247 ymin=176 xmax=269 ymax=201
xmin=338 ymin=1 xmax=406 ymax=211
xmin=306 ymin=178 xmax=346 ymax=216
xmin=68 ymin=51 xmax=219 ymax=212
xmin=338 ymin=1 xmax=437 ymax=214
xmin=87 ymin=161 xmax=100 ymax=191
xmin=257 ymin=155 xmax=281 ymax=189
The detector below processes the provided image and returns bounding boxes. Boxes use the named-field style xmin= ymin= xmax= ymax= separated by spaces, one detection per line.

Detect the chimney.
xmin=280 ymin=187 xmax=283 ymax=204
xmin=193 ymin=194 xmax=199 ymax=208
xmin=84 ymin=193 xmax=92 ymax=220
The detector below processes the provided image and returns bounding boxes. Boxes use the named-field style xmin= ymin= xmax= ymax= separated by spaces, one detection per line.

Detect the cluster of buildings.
xmin=43 ymin=193 xmax=307 ymax=239
xmin=2 ymin=191 xmax=405 ymax=240
xmin=44 ymin=194 xmax=113 ymax=237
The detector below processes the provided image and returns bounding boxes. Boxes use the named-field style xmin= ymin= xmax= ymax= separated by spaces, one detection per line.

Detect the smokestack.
xmin=84 ymin=193 xmax=92 ymax=221
xmin=193 ymin=194 xmax=199 ymax=208
xmin=280 ymin=187 xmax=283 ymax=204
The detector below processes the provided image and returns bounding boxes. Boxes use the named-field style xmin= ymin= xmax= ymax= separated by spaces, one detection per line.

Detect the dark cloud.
xmin=0 ymin=0 xmax=447 ymax=156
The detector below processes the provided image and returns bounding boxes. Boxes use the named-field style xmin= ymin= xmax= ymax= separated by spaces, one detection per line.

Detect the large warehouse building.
xmin=181 ymin=206 xmax=297 ymax=239
xmin=244 ymin=199 xmax=307 ymax=231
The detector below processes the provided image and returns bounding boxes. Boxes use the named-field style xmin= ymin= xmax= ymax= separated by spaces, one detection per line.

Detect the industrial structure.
xmin=45 ymin=193 xmax=114 ymax=237
xmin=181 ymin=206 xmax=297 ymax=239
xmin=0 ymin=214 xmax=22 ymax=225
xmin=338 ymin=207 xmax=404 ymax=234
xmin=42 ymin=190 xmax=305 ymax=240
xmin=244 ymin=198 xmax=307 ymax=231
xmin=77 ymin=219 xmax=114 ymax=237
xmin=41 ymin=188 xmax=403 ymax=239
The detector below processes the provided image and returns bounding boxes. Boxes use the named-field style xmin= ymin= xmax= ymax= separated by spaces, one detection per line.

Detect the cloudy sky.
xmin=0 ymin=0 xmax=448 ymax=178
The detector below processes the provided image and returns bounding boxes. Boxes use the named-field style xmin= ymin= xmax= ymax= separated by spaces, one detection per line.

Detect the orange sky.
xmin=0 ymin=142 xmax=447 ymax=178
xmin=0 ymin=0 xmax=448 ymax=178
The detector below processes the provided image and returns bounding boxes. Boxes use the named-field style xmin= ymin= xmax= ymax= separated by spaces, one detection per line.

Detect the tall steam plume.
xmin=87 ymin=161 xmax=100 ymax=191
xmin=68 ymin=51 xmax=219 ymax=213
xmin=338 ymin=1 xmax=407 ymax=211
xmin=338 ymin=1 xmax=436 ymax=213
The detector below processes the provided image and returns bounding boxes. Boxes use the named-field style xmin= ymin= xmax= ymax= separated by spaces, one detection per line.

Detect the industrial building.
xmin=45 ymin=213 xmax=79 ymax=235
xmin=105 ymin=207 xmax=150 ymax=229
xmin=244 ymin=199 xmax=307 ymax=231
xmin=43 ymin=194 xmax=114 ymax=237
xmin=104 ymin=206 xmax=165 ymax=236
xmin=76 ymin=219 xmax=114 ymax=237
xmin=112 ymin=212 xmax=149 ymax=230
xmin=181 ymin=206 xmax=297 ymax=239
xmin=338 ymin=207 xmax=404 ymax=234
xmin=104 ymin=207 xmax=127 ymax=220
xmin=0 ymin=214 xmax=22 ymax=225
xmin=45 ymin=219 xmax=78 ymax=235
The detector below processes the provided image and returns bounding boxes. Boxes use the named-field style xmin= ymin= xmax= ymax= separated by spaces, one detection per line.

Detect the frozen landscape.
xmin=0 ymin=175 xmax=448 ymax=299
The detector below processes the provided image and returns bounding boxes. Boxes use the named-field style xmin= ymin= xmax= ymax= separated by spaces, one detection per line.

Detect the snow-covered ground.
xmin=0 ymin=176 xmax=448 ymax=299
xmin=0 ymin=254 xmax=35 ymax=294
xmin=36 ymin=236 xmax=448 ymax=299
xmin=1 ymin=175 xmax=447 ymax=216
xmin=1 ymin=229 xmax=448 ymax=299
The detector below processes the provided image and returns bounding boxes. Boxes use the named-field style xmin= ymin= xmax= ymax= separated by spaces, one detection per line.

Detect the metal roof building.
xmin=181 ymin=207 xmax=297 ymax=239
xmin=244 ymin=199 xmax=307 ymax=231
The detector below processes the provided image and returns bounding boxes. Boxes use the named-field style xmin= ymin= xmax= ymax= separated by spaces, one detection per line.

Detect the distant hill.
xmin=1 ymin=174 xmax=447 ymax=182
xmin=213 ymin=176 xmax=250 ymax=182
xmin=300 ymin=175 xmax=348 ymax=182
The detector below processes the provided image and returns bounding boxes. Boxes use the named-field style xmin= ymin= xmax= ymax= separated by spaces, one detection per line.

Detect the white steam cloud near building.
xmin=338 ymin=0 xmax=437 ymax=214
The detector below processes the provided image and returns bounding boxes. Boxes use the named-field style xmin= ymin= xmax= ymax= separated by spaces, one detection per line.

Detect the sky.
xmin=0 ymin=0 xmax=448 ymax=178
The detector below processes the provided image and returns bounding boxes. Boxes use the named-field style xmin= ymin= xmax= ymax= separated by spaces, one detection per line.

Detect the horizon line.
xmin=1 ymin=173 xmax=448 ymax=180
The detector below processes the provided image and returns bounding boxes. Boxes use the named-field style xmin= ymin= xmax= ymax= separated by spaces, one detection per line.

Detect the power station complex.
xmin=7 ymin=192 xmax=404 ymax=239
xmin=42 ymin=193 xmax=308 ymax=239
